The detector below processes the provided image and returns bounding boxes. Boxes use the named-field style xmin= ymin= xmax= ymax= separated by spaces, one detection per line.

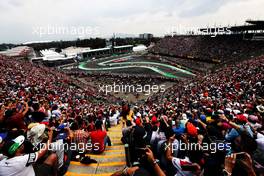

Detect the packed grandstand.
xmin=0 ymin=31 xmax=264 ymax=176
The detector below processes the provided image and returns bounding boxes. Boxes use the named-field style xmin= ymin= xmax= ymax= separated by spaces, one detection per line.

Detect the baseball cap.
xmin=6 ymin=135 xmax=25 ymax=156
xmin=151 ymin=116 xmax=160 ymax=127
xmin=135 ymin=118 xmax=141 ymax=126
xmin=236 ymin=114 xmax=248 ymax=124
xmin=0 ymin=132 xmax=8 ymax=144
xmin=200 ymin=114 xmax=206 ymax=122
xmin=248 ymin=115 xmax=258 ymax=123
xmin=56 ymin=132 xmax=68 ymax=140
xmin=57 ymin=124 xmax=66 ymax=130
xmin=186 ymin=122 xmax=198 ymax=137
xmin=151 ymin=116 xmax=158 ymax=124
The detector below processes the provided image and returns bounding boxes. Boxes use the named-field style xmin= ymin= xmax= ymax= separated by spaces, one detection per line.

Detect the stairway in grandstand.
xmin=66 ymin=125 xmax=125 ymax=176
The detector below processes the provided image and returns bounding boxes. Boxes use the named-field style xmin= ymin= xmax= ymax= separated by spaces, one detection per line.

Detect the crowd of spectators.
xmin=115 ymin=56 xmax=264 ymax=176
xmin=0 ymin=55 xmax=122 ymax=176
xmin=64 ymin=70 xmax=174 ymax=98
xmin=0 ymin=51 xmax=263 ymax=176
xmin=159 ymin=56 xmax=215 ymax=73
xmin=151 ymin=35 xmax=264 ymax=64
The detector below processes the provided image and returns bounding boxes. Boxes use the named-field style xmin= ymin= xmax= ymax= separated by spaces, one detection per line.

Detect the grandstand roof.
xmin=80 ymin=47 xmax=111 ymax=53
xmin=80 ymin=45 xmax=133 ymax=54
xmin=199 ymin=20 xmax=264 ymax=33
xmin=246 ymin=20 xmax=264 ymax=25
xmin=61 ymin=47 xmax=91 ymax=57
xmin=23 ymin=40 xmax=53 ymax=45
xmin=230 ymin=24 xmax=264 ymax=32
xmin=114 ymin=45 xmax=133 ymax=49
xmin=40 ymin=49 xmax=71 ymax=61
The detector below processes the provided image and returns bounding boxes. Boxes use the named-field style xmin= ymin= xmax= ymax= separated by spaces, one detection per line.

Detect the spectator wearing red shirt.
xmin=90 ymin=120 xmax=111 ymax=154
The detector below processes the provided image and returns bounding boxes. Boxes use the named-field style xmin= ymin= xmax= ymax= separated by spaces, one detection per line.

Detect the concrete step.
xmin=105 ymin=145 xmax=124 ymax=150
xmin=66 ymin=124 xmax=125 ymax=176
xmin=66 ymin=171 xmax=113 ymax=176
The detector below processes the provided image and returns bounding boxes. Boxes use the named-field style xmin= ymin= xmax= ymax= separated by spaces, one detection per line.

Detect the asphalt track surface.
xmin=78 ymin=56 xmax=195 ymax=79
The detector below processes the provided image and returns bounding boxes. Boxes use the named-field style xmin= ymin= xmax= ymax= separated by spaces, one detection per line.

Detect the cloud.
xmin=178 ymin=0 xmax=250 ymax=18
xmin=0 ymin=0 xmax=23 ymax=10
xmin=0 ymin=0 xmax=263 ymax=43
xmin=8 ymin=0 xmax=23 ymax=7
xmin=179 ymin=0 xmax=225 ymax=17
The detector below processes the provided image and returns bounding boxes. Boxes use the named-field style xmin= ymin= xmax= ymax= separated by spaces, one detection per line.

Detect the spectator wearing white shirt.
xmin=0 ymin=130 xmax=58 ymax=176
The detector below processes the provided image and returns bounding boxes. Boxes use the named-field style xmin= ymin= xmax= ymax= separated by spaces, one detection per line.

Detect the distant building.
xmin=31 ymin=49 xmax=76 ymax=66
xmin=80 ymin=45 xmax=133 ymax=60
xmin=139 ymin=33 xmax=154 ymax=39
xmin=0 ymin=46 xmax=34 ymax=59
xmin=61 ymin=46 xmax=91 ymax=58
xmin=31 ymin=45 xmax=133 ymax=66
xmin=113 ymin=45 xmax=133 ymax=54
xmin=80 ymin=47 xmax=111 ymax=59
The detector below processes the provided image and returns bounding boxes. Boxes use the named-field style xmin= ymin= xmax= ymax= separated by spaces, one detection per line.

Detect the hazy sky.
xmin=0 ymin=0 xmax=264 ymax=43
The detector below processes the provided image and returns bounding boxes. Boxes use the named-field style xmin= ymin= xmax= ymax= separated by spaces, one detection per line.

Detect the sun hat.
xmin=27 ymin=124 xmax=46 ymax=146
xmin=28 ymin=123 xmax=40 ymax=130
xmin=257 ymin=105 xmax=264 ymax=113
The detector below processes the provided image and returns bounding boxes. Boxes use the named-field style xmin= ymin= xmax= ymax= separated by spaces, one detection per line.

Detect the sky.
xmin=0 ymin=0 xmax=264 ymax=43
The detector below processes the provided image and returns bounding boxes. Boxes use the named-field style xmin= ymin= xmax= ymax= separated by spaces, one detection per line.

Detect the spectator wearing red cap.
xmin=235 ymin=114 xmax=248 ymax=124
xmin=225 ymin=114 xmax=254 ymax=141
xmin=186 ymin=122 xmax=198 ymax=137
xmin=128 ymin=117 xmax=147 ymax=164
xmin=151 ymin=116 xmax=160 ymax=127
xmin=135 ymin=117 xmax=142 ymax=126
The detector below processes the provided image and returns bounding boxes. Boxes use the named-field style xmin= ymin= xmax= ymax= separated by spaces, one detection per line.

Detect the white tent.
xmin=133 ymin=45 xmax=147 ymax=52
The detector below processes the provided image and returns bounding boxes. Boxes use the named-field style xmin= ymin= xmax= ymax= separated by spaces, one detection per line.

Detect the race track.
xmin=78 ymin=56 xmax=195 ymax=79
